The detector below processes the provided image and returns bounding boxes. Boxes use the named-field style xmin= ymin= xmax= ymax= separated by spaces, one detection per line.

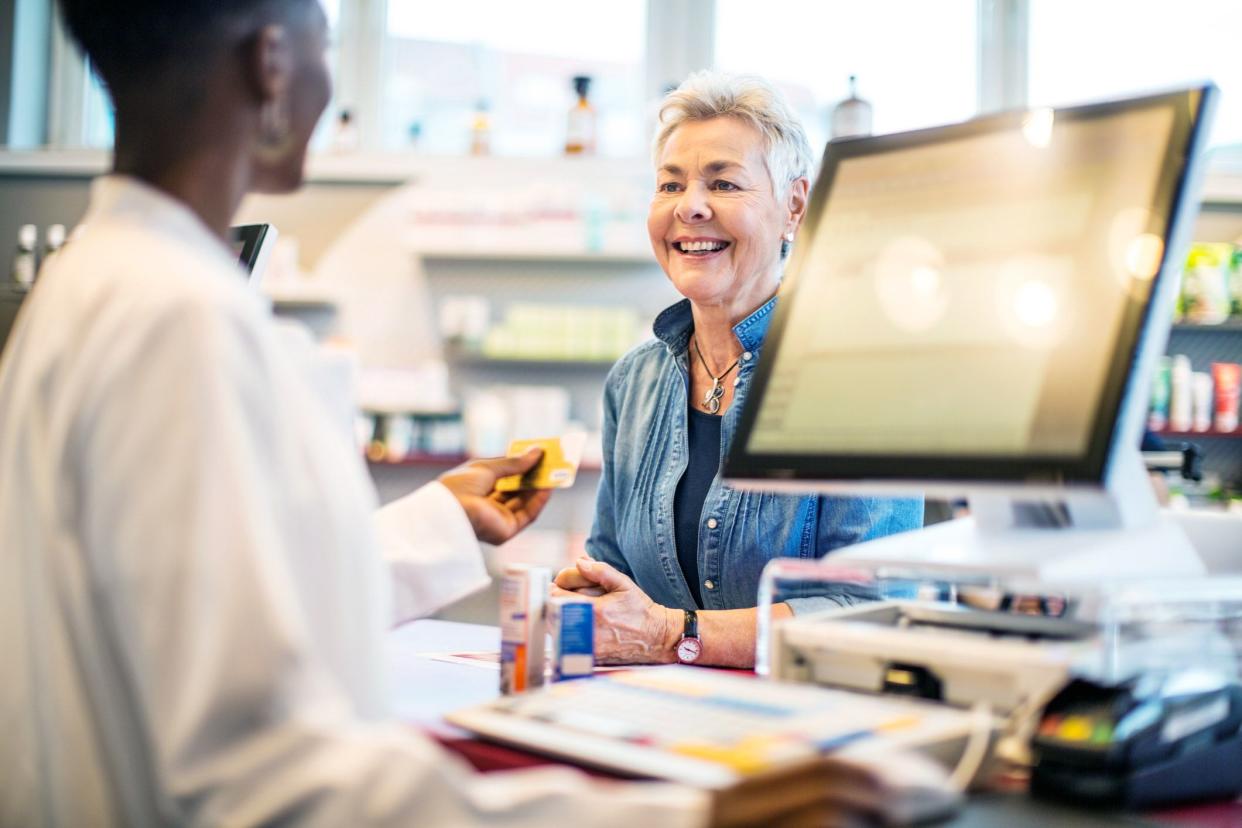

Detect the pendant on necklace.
xmin=703 ymin=380 xmax=725 ymax=414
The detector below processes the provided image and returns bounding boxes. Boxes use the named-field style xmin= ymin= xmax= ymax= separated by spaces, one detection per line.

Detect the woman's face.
xmin=251 ymin=2 xmax=332 ymax=193
xmin=648 ymin=116 xmax=804 ymax=316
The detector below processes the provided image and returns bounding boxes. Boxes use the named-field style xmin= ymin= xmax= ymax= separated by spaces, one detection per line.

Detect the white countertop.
xmin=386 ymin=619 xmax=501 ymax=734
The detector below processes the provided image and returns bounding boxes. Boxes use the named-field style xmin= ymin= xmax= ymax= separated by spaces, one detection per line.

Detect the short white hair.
xmin=653 ymin=71 xmax=815 ymax=197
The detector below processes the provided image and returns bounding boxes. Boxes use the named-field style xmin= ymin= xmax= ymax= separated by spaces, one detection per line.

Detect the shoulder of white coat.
xmin=52 ymin=217 xmax=264 ymax=327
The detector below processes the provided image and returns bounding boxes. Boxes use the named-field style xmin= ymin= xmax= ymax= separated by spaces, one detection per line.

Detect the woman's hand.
xmin=436 ymin=449 xmax=552 ymax=545
xmin=553 ymin=557 xmax=681 ymax=665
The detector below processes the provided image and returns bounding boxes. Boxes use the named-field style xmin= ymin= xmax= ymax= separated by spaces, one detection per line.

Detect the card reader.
xmin=1031 ymin=671 xmax=1242 ymax=809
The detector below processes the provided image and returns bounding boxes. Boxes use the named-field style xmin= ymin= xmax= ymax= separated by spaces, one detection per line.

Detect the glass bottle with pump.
xmin=11 ymin=225 xmax=37 ymax=287
xmin=830 ymin=75 xmax=873 ymax=140
xmin=565 ymin=75 xmax=597 ymax=156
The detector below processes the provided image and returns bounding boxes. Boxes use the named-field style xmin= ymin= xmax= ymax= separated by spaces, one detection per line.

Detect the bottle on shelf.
xmin=565 ymin=75 xmax=597 ymax=156
xmin=11 ymin=224 xmax=37 ymax=287
xmin=331 ymin=108 xmax=360 ymax=153
xmin=1148 ymin=356 xmax=1171 ymax=431
xmin=470 ymin=99 xmax=492 ymax=157
xmin=43 ymin=224 xmax=67 ymax=261
xmin=1192 ymin=371 xmax=1214 ymax=433
xmin=830 ymin=75 xmax=873 ymax=140
xmin=1214 ymin=362 xmax=1240 ymax=432
xmin=1169 ymin=354 xmax=1194 ymax=433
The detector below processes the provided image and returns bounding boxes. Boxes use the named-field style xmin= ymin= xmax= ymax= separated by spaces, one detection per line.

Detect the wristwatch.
xmin=676 ymin=609 xmax=703 ymax=664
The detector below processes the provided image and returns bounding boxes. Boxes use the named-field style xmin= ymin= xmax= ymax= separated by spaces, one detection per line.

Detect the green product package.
xmin=1182 ymin=242 xmax=1234 ymax=324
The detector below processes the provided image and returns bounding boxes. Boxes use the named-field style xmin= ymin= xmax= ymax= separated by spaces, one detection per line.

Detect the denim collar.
xmin=652 ymin=294 xmax=779 ymax=355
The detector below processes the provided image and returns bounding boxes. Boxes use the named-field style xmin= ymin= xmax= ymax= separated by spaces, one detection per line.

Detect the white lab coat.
xmin=0 ymin=177 xmax=705 ymax=827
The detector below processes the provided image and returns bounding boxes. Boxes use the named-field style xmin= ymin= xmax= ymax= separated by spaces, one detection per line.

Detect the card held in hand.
xmin=495 ymin=432 xmax=587 ymax=492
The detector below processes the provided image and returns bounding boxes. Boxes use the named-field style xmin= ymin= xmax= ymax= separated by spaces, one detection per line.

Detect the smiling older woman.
xmin=553 ymin=72 xmax=923 ymax=668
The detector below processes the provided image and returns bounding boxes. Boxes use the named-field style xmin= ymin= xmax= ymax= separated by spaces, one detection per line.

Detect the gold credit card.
xmin=495 ymin=433 xmax=587 ymax=492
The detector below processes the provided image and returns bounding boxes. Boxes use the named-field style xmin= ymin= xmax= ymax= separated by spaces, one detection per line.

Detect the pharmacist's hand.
xmin=707 ymin=756 xmax=885 ymax=828
xmin=551 ymin=557 xmax=680 ymax=665
xmin=438 ymin=449 xmax=552 ymax=545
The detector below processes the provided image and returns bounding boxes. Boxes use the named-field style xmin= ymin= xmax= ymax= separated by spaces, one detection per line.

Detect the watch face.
xmin=676 ymin=636 xmax=703 ymax=664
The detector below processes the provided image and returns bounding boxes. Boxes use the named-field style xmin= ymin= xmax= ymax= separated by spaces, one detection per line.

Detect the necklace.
xmin=692 ymin=336 xmax=741 ymax=414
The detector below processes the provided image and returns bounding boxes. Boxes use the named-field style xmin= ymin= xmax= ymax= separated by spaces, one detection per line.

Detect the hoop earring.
xmin=259 ymin=98 xmax=293 ymax=154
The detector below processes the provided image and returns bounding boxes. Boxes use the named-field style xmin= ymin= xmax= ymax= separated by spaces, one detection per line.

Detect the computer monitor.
xmin=726 ymin=86 xmax=1217 ymax=584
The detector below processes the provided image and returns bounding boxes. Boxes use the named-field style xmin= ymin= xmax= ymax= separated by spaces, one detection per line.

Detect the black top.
xmin=674 ymin=406 xmax=722 ymax=608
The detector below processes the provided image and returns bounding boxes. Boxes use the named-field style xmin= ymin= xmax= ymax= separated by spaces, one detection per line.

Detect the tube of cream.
xmin=1212 ymin=362 xmax=1241 ymax=432
xmin=1169 ymin=354 xmax=1193 ymax=432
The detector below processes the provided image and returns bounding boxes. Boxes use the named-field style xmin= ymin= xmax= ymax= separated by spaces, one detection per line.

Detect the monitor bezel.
xmin=725 ymin=86 xmax=1215 ymax=489
xmin=230 ymin=223 xmax=275 ymax=282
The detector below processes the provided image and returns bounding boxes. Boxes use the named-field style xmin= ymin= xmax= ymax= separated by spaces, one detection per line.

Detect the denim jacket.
xmin=586 ymin=296 xmax=924 ymax=612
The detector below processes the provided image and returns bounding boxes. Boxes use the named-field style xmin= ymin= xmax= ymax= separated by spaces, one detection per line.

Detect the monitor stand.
xmin=831 ymin=448 xmax=1204 ymax=590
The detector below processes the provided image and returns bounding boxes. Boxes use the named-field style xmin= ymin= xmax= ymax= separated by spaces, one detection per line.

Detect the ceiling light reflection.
xmin=1014 ymin=279 xmax=1058 ymax=328
xmin=874 ymin=237 xmax=949 ymax=333
xmin=996 ymin=255 xmax=1073 ymax=349
xmin=1125 ymin=233 xmax=1164 ymax=280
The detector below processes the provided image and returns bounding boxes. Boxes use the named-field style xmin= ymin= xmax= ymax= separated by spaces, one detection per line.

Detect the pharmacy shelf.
xmin=366 ymin=452 xmax=469 ymax=467
xmin=1155 ymin=429 xmax=1242 ymax=440
xmin=367 ymin=453 xmax=602 ymax=472
xmin=444 ymin=348 xmax=619 ymax=369
xmin=361 ymin=409 xmax=462 ymax=418
xmin=418 ymin=249 xmax=654 ymax=265
xmin=271 ymin=297 xmax=338 ymax=311
xmin=1171 ymin=320 xmax=1242 ymax=333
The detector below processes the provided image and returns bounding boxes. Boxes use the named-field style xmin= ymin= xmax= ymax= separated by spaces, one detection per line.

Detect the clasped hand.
xmin=553 ymin=557 xmax=681 ymax=665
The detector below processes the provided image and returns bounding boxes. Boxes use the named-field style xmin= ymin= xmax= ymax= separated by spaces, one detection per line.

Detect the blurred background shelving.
xmin=10 ymin=0 xmax=1242 ymax=612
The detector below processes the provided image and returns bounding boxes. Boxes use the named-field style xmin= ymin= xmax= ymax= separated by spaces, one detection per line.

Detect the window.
xmin=322 ymin=0 xmax=341 ymax=28
xmin=1029 ymin=0 xmax=1242 ymax=148
xmin=81 ymin=68 xmax=114 ymax=148
xmin=714 ymin=0 xmax=978 ymax=151
xmin=51 ymin=0 xmax=345 ymax=150
xmin=309 ymin=0 xmax=344 ymax=151
xmin=33 ymin=1 xmax=1242 ymax=159
xmin=380 ymin=1 xmax=647 ymax=156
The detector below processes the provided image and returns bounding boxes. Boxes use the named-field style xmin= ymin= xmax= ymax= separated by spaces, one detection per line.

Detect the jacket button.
xmin=742 ymin=351 xmax=753 ymax=361
xmin=706 ymin=518 xmax=718 ymax=529
xmin=704 ymin=580 xmax=716 ymax=590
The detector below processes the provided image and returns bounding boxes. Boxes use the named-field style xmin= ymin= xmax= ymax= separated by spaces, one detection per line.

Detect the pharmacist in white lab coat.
xmin=0 ymin=2 xmax=882 ymax=827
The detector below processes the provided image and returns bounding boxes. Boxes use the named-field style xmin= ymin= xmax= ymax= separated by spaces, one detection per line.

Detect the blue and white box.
xmin=548 ymin=596 xmax=594 ymax=681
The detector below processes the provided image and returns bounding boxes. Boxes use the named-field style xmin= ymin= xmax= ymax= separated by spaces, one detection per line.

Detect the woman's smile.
xmin=671 ymin=237 xmax=733 ymax=258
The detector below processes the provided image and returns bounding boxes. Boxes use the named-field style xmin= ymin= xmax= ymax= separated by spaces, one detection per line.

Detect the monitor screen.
xmin=727 ymin=87 xmax=1213 ymax=488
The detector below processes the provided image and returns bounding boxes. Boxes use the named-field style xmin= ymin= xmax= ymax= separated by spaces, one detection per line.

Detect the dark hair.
xmin=57 ymin=0 xmax=302 ymax=93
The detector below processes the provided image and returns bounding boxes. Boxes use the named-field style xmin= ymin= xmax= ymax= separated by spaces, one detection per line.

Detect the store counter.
xmin=386 ymin=619 xmax=1242 ymax=827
